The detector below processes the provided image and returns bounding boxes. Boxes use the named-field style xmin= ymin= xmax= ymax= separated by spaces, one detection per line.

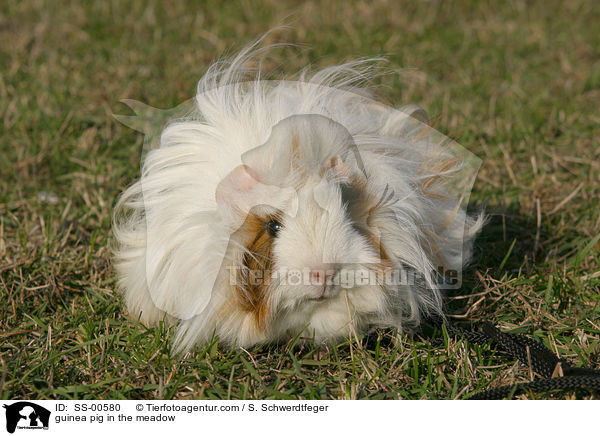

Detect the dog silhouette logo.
xmin=3 ymin=402 xmax=50 ymax=433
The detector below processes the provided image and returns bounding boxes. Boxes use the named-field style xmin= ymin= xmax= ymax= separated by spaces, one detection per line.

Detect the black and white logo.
xmin=3 ymin=402 xmax=50 ymax=434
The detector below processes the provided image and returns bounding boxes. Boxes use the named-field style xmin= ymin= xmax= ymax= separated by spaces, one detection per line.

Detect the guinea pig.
xmin=112 ymin=43 xmax=484 ymax=351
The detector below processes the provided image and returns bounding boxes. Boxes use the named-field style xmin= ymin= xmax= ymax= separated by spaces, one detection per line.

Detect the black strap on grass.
xmin=433 ymin=321 xmax=600 ymax=399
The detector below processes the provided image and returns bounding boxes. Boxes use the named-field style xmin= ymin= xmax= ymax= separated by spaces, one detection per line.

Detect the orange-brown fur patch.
xmin=230 ymin=211 xmax=281 ymax=331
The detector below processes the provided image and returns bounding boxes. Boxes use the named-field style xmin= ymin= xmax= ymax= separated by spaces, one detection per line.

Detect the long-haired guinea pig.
xmin=113 ymin=43 xmax=484 ymax=351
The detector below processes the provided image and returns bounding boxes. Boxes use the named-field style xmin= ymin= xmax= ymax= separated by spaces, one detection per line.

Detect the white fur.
xmin=113 ymin=42 xmax=483 ymax=351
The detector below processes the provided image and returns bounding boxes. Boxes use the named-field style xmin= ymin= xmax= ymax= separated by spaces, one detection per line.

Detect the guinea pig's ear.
xmin=325 ymin=156 xmax=343 ymax=170
xmin=216 ymin=165 xmax=260 ymax=206
xmin=324 ymin=156 xmax=367 ymax=185
xmin=324 ymin=156 xmax=351 ymax=177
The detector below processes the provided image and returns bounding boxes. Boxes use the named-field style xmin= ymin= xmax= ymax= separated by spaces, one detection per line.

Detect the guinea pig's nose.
xmin=310 ymin=270 xmax=325 ymax=283
xmin=309 ymin=267 xmax=337 ymax=285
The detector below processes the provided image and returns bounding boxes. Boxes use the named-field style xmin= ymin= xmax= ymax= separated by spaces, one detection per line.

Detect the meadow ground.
xmin=0 ymin=0 xmax=599 ymax=399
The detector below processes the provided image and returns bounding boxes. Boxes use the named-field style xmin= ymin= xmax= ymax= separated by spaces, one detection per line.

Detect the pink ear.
xmin=326 ymin=156 xmax=345 ymax=172
xmin=216 ymin=165 xmax=260 ymax=205
xmin=325 ymin=156 xmax=367 ymax=185
xmin=325 ymin=156 xmax=354 ymax=178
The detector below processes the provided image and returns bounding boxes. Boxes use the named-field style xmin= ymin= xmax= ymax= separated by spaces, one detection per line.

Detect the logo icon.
xmin=3 ymin=402 xmax=50 ymax=434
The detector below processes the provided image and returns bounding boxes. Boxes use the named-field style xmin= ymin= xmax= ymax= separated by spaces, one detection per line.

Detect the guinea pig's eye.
xmin=266 ymin=219 xmax=282 ymax=237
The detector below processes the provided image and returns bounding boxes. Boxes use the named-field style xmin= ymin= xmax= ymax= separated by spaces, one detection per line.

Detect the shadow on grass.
xmin=445 ymin=202 xmax=553 ymax=315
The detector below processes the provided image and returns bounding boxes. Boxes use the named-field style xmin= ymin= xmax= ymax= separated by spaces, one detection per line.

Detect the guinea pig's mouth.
xmin=307 ymin=283 xmax=338 ymax=302
xmin=309 ymin=295 xmax=327 ymax=302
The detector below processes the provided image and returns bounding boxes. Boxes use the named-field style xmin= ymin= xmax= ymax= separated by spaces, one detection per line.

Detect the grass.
xmin=1 ymin=0 xmax=599 ymax=400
